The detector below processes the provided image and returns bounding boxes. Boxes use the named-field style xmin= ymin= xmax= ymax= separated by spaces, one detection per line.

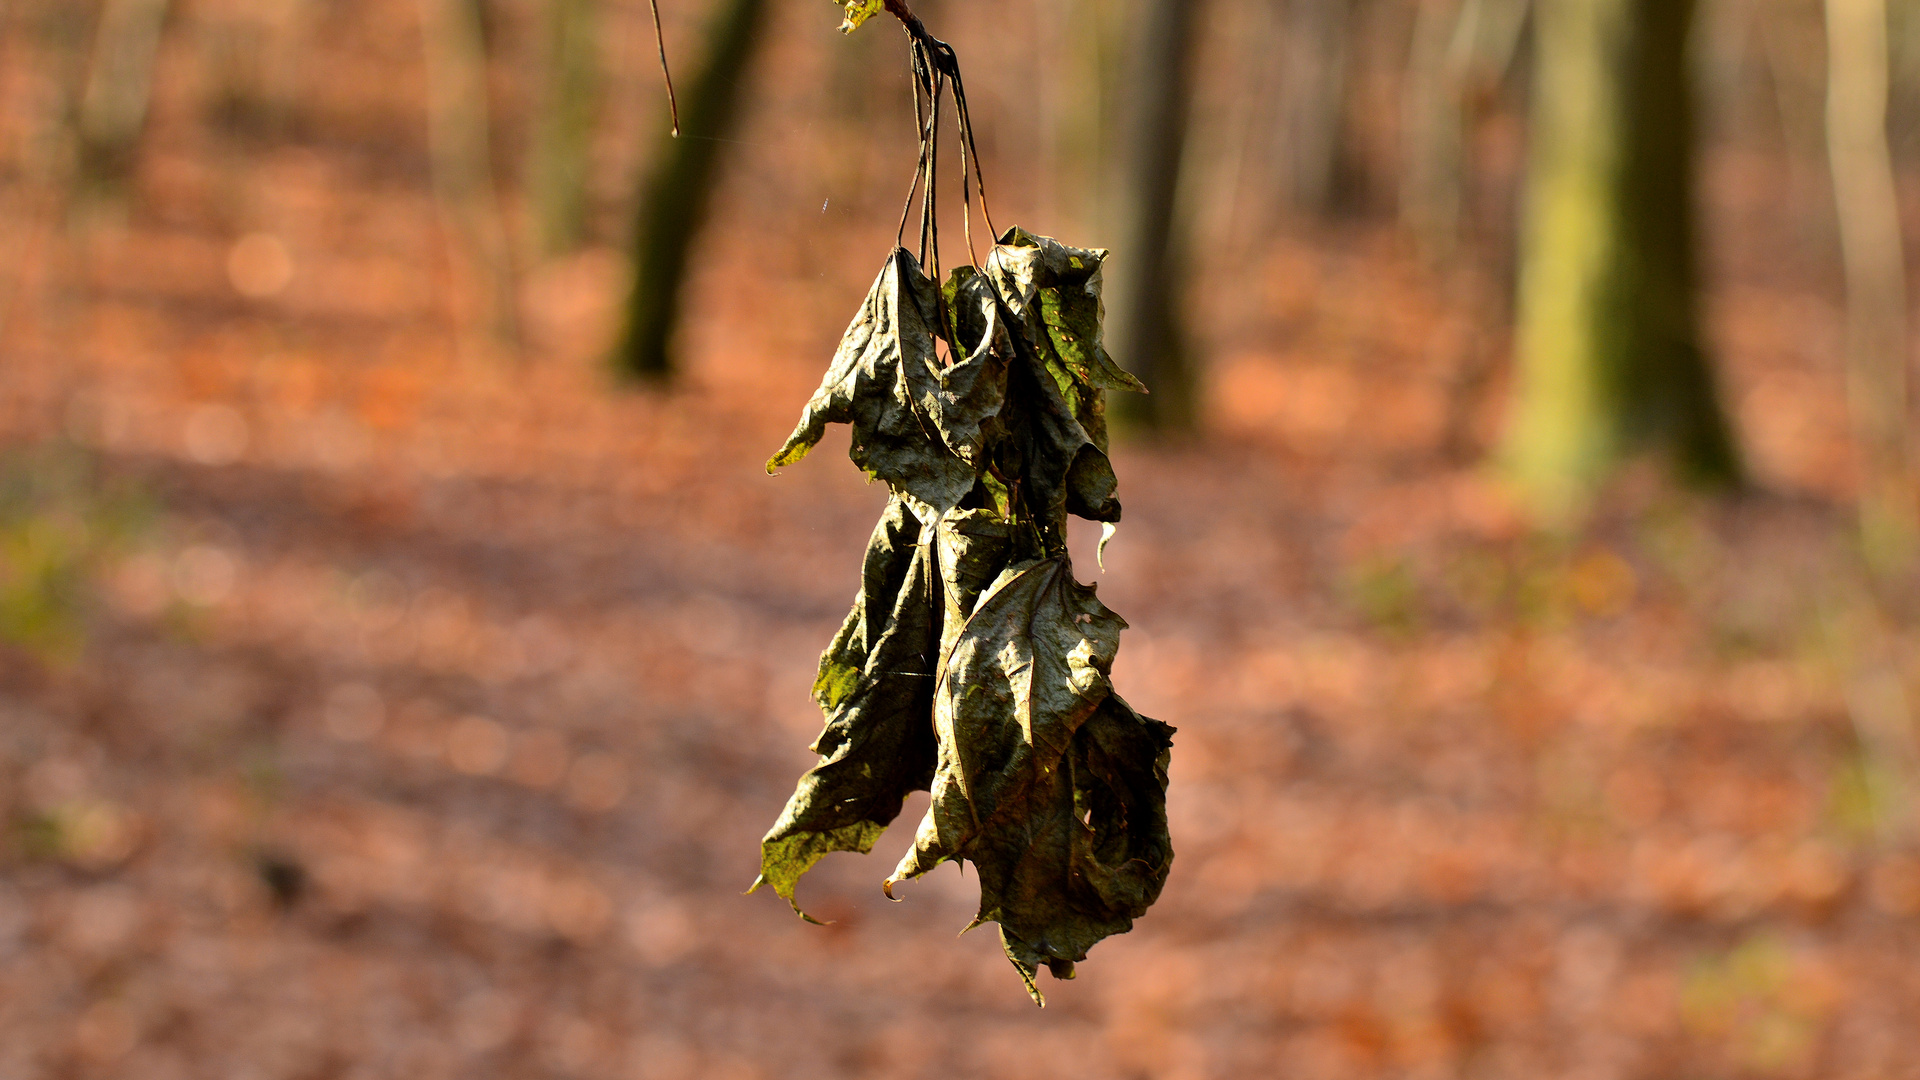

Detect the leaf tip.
xmin=1097 ymin=521 xmax=1118 ymax=571
xmin=1016 ymin=969 xmax=1046 ymax=1007
xmin=785 ymin=894 xmax=829 ymax=924
xmin=765 ymin=436 xmax=816 ymax=475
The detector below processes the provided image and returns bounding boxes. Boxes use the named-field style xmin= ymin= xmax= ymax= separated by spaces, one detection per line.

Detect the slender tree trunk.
xmin=259 ymin=0 xmax=312 ymax=130
xmin=1060 ymin=0 xmax=1126 ymax=238
xmin=1409 ymin=0 xmax=1530 ymax=457
xmin=1504 ymin=0 xmax=1739 ymax=518
xmin=1109 ymin=0 xmax=1201 ymax=431
xmin=1277 ymin=0 xmax=1355 ymax=215
xmin=77 ymin=0 xmax=171 ymax=189
xmin=1400 ymin=0 xmax=1531 ymax=257
xmin=200 ymin=0 xmax=309 ymax=138
xmin=613 ymin=0 xmax=769 ymax=382
xmin=1403 ymin=0 xmax=1469 ymax=255
xmin=1827 ymin=0 xmax=1914 ymax=569
xmin=1 ymin=2 xmax=92 ymax=339
xmin=420 ymin=0 xmax=520 ymax=353
xmin=528 ymin=0 xmax=599 ymax=256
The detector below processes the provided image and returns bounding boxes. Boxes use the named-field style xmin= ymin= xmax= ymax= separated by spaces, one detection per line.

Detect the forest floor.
xmin=6 ymin=4 xmax=1920 ymax=1079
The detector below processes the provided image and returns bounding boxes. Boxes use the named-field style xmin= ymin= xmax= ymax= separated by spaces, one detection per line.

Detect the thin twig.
xmin=882 ymin=0 xmax=993 ymax=254
xmin=894 ymin=39 xmax=933 ymax=247
xmin=925 ymin=62 xmax=943 ymax=276
xmin=957 ymin=78 xmax=976 ymax=267
xmin=896 ymin=46 xmax=929 ymax=248
xmin=953 ymin=79 xmax=996 ymax=239
xmin=648 ymin=0 xmax=681 ymax=135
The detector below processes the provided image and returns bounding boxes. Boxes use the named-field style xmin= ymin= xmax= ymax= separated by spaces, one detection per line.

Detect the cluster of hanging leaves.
xmin=750 ymin=217 xmax=1174 ymax=1004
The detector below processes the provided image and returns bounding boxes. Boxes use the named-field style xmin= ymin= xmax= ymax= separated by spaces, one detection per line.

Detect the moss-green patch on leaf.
xmin=812 ymin=660 xmax=864 ymax=712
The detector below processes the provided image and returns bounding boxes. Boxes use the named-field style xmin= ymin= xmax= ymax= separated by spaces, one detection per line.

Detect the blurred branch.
xmin=1403 ymin=0 xmax=1469 ymax=255
xmin=1407 ymin=0 xmax=1530 ymax=459
xmin=1826 ymin=0 xmax=1914 ymax=572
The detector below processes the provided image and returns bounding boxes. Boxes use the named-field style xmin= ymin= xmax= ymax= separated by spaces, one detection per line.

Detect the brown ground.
xmin=4 ymin=2 xmax=1920 ymax=1078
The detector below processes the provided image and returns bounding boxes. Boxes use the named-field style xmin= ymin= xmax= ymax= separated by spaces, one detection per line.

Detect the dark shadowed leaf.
xmin=882 ymin=557 xmax=1169 ymax=1002
xmin=997 ymin=692 xmax=1173 ymax=1002
xmin=932 ymin=266 xmax=1011 ymax=473
xmin=1006 ymin=323 xmax=1122 ymax=530
xmin=934 ymin=506 xmax=1018 ymax=656
xmin=751 ymin=497 xmax=939 ymax=917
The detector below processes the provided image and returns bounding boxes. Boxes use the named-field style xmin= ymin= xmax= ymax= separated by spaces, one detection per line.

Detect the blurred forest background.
xmin=8 ymin=0 xmax=1920 ymax=1076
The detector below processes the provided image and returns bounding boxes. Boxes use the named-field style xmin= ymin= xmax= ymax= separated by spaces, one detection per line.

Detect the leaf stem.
xmin=882 ymin=0 xmax=923 ymax=35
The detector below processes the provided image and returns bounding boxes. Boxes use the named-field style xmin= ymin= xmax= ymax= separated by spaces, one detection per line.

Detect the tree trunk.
xmin=1827 ymin=0 xmax=1914 ymax=569
xmin=420 ymin=0 xmax=520 ymax=353
xmin=1400 ymin=0 xmax=1531 ymax=258
xmin=1057 ymin=0 xmax=1127 ymax=238
xmin=1504 ymin=0 xmax=1740 ymax=518
xmin=1277 ymin=0 xmax=1356 ymax=215
xmin=612 ymin=0 xmax=769 ymax=382
xmin=1109 ymin=0 xmax=1201 ymax=431
xmin=2 ymin=3 xmax=88 ymax=340
xmin=528 ymin=0 xmax=599 ymax=256
xmin=77 ymin=0 xmax=172 ymax=189
xmin=199 ymin=0 xmax=310 ymax=138
xmin=1402 ymin=0 xmax=1468 ymax=254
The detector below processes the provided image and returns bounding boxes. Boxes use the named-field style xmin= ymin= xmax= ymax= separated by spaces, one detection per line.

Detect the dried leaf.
xmin=985 ymin=228 xmax=1146 ymax=455
xmin=886 ymin=557 xmax=1170 ymax=1003
xmin=1005 ymin=321 xmax=1122 ymax=530
xmin=932 ymin=266 xmax=1011 ymax=474
xmin=752 ymin=497 xmax=938 ymax=917
xmin=769 ymin=249 xmax=1003 ymax=515
xmin=998 ymin=692 xmax=1174 ymax=1002
xmin=895 ymin=557 xmax=1120 ymax=876
xmin=934 ymin=506 xmax=1018 ymax=658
